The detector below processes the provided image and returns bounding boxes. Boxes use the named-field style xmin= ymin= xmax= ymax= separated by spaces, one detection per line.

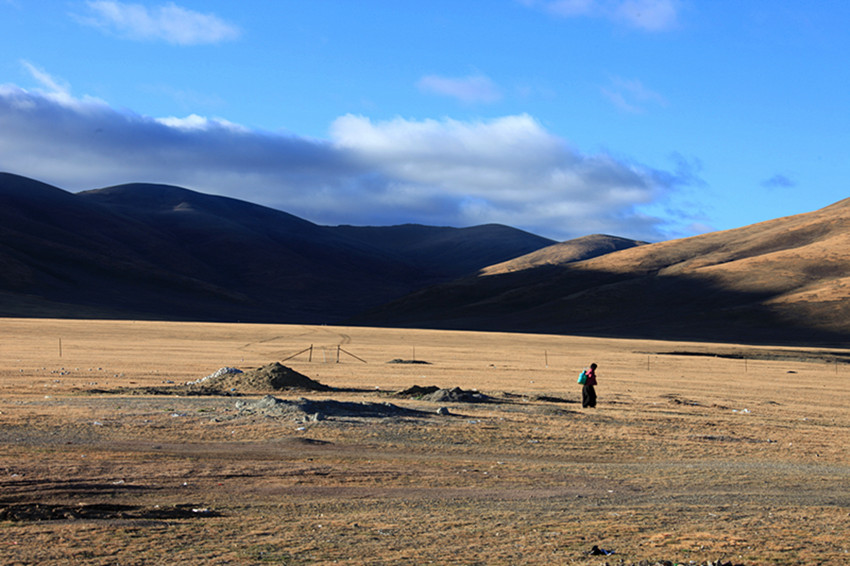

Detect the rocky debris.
xmin=192 ymin=362 xmax=330 ymax=393
xmin=235 ymin=395 xmax=428 ymax=421
xmin=396 ymin=385 xmax=491 ymax=403
xmin=186 ymin=366 xmax=242 ymax=386
xmin=425 ymin=387 xmax=491 ymax=403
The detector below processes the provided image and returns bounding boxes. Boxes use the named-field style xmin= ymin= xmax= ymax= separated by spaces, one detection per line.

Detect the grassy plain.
xmin=1 ymin=318 xmax=849 ymax=565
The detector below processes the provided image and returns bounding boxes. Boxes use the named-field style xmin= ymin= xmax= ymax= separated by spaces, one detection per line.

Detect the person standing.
xmin=582 ymin=363 xmax=598 ymax=408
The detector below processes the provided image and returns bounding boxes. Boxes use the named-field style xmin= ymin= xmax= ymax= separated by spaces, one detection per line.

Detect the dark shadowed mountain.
xmin=332 ymin=223 xmax=556 ymax=280
xmin=0 ymin=172 xmax=556 ymax=322
xmin=351 ymin=200 xmax=850 ymax=346
xmin=7 ymin=171 xmax=849 ymax=346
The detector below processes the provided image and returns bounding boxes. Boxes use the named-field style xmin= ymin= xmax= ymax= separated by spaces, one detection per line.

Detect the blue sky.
xmin=1 ymin=1 xmax=848 ymax=242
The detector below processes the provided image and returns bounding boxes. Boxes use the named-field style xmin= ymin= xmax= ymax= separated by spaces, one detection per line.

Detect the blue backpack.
xmin=578 ymin=369 xmax=588 ymax=384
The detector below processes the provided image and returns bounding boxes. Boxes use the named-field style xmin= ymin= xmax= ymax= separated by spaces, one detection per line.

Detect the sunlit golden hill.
xmin=354 ymin=199 xmax=850 ymax=346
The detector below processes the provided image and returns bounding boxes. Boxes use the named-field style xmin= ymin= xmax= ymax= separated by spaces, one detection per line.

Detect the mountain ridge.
xmin=4 ymin=172 xmax=849 ymax=346
xmin=0 ymin=172 xmax=556 ymax=323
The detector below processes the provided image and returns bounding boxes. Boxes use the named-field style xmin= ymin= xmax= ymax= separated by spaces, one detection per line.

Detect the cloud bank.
xmin=0 ymin=70 xmax=691 ymax=241
xmin=78 ymin=1 xmax=241 ymax=45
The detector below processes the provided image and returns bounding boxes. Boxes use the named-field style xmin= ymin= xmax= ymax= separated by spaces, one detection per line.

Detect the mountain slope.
xmin=76 ymin=182 xmax=430 ymax=321
xmin=0 ymin=173 xmax=558 ymax=322
xmin=331 ymin=223 xmax=556 ymax=280
xmin=79 ymin=183 xmax=558 ymax=309
xmin=352 ymin=199 xmax=850 ymax=345
xmin=0 ymin=173 xmax=236 ymax=319
xmin=479 ymin=234 xmax=646 ymax=276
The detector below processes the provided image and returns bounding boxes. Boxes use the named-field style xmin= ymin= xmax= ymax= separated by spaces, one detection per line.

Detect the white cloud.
xmin=522 ymin=0 xmax=681 ymax=31
xmin=155 ymin=113 xmax=248 ymax=133
xmin=0 ymin=73 xmax=695 ymax=241
xmin=601 ymin=76 xmax=667 ymax=113
xmin=614 ymin=0 xmax=680 ymax=31
xmin=417 ymin=74 xmax=502 ymax=104
xmin=79 ymin=1 xmax=241 ymax=45
xmin=21 ymin=61 xmax=70 ymax=98
xmin=18 ymin=60 xmax=107 ymax=110
xmin=327 ymin=114 xmax=675 ymax=237
xmin=538 ymin=0 xmax=596 ymax=18
xmin=761 ymin=173 xmax=796 ymax=189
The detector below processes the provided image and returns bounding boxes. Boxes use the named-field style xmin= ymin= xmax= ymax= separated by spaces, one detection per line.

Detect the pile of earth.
xmin=395 ymin=385 xmax=491 ymax=403
xmin=235 ymin=395 xmax=429 ymax=421
xmin=189 ymin=362 xmax=330 ymax=393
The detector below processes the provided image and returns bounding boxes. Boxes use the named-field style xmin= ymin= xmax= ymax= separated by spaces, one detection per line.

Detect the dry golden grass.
xmin=1 ymin=318 xmax=849 ymax=565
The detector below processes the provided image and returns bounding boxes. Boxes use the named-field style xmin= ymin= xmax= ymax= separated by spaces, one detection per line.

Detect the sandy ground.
xmin=1 ymin=318 xmax=849 ymax=565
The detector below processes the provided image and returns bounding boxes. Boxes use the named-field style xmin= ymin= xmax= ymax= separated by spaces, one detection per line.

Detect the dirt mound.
xmin=236 ymin=395 xmax=428 ymax=421
xmin=194 ymin=362 xmax=330 ymax=393
xmin=395 ymin=385 xmax=441 ymax=397
xmin=396 ymin=385 xmax=491 ymax=403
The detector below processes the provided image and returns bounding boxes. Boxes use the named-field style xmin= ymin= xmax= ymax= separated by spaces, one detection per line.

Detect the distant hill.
xmin=479 ymin=234 xmax=646 ymax=276
xmin=333 ymin=223 xmax=555 ymax=280
xmin=352 ymin=200 xmax=850 ymax=346
xmin=10 ymin=172 xmax=848 ymax=346
xmin=0 ymin=172 xmax=556 ymax=322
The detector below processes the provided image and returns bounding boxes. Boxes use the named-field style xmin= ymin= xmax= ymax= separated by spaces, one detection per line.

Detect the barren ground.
xmin=1 ymin=318 xmax=848 ymax=565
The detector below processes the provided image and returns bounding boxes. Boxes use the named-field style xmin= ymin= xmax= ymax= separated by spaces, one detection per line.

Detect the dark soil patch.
xmin=661 ymin=393 xmax=702 ymax=407
xmin=0 ymin=503 xmax=219 ymax=522
xmin=651 ymin=349 xmax=850 ymax=365
xmin=530 ymin=394 xmax=577 ymax=404
xmin=690 ymin=434 xmax=769 ymax=444
xmin=236 ymin=395 xmax=431 ymax=421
